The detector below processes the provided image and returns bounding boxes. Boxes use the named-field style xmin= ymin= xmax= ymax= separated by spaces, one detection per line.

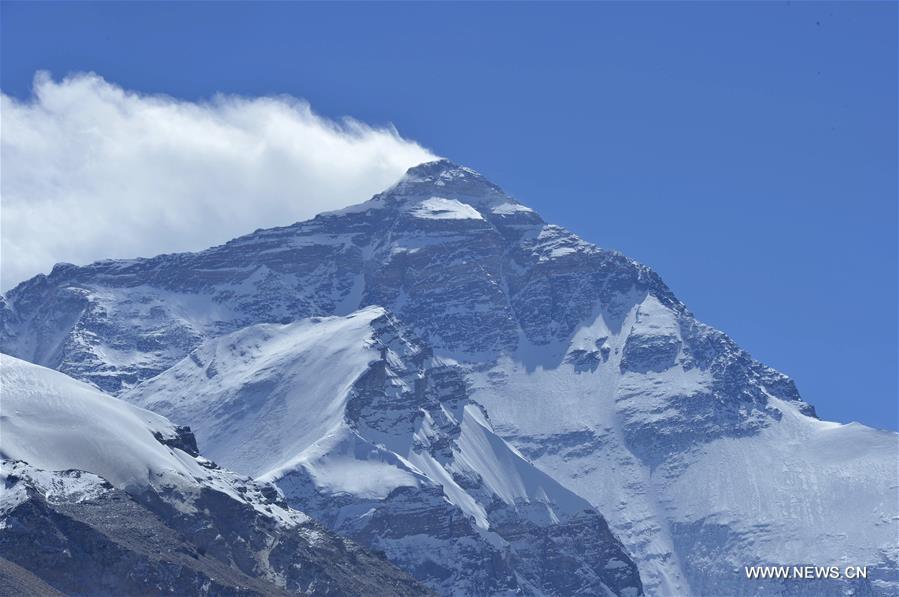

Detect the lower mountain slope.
xmin=125 ymin=307 xmax=644 ymax=597
xmin=0 ymin=354 xmax=430 ymax=597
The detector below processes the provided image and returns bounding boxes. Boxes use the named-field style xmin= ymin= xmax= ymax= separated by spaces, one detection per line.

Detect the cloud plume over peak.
xmin=1 ymin=72 xmax=437 ymax=290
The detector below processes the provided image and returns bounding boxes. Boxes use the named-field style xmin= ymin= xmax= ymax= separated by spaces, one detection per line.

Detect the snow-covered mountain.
xmin=0 ymin=354 xmax=429 ymax=596
xmin=2 ymin=159 xmax=896 ymax=596
xmin=123 ymin=306 xmax=643 ymax=596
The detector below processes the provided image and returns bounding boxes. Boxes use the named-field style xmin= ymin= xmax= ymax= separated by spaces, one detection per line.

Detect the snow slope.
xmin=0 ymin=354 xmax=428 ymax=596
xmin=125 ymin=306 xmax=386 ymax=477
xmin=2 ymin=354 xmax=228 ymax=497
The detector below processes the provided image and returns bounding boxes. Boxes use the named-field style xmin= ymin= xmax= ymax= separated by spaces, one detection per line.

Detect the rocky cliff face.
xmin=2 ymin=160 xmax=896 ymax=596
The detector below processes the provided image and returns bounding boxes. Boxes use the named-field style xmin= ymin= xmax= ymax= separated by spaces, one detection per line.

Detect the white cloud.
xmin=0 ymin=72 xmax=437 ymax=291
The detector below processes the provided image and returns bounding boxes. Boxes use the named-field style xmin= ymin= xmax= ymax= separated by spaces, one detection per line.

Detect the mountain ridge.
xmin=2 ymin=159 xmax=894 ymax=596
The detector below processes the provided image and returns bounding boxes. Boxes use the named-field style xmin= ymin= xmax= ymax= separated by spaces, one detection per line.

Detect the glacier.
xmin=1 ymin=159 xmax=896 ymax=596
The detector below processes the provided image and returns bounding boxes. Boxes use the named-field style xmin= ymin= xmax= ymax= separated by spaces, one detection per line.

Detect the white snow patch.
xmin=549 ymin=246 xmax=577 ymax=258
xmin=453 ymin=405 xmax=589 ymax=523
xmin=631 ymin=294 xmax=680 ymax=338
xmin=411 ymin=197 xmax=484 ymax=221
xmin=492 ymin=202 xmax=534 ymax=215
xmin=265 ymin=429 xmax=424 ymax=499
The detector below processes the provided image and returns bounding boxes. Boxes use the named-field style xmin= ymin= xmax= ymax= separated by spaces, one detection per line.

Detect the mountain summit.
xmin=2 ymin=160 xmax=896 ymax=596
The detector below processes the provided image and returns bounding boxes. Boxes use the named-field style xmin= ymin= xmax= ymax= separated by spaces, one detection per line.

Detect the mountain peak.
xmin=397 ymin=159 xmax=499 ymax=195
xmin=403 ymin=158 xmax=478 ymax=180
xmin=373 ymin=159 xmax=543 ymax=223
xmin=317 ymin=159 xmax=526 ymax=221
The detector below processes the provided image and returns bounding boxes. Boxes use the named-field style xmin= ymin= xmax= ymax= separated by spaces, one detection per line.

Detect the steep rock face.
xmin=1 ymin=162 xmax=676 ymax=391
xmin=0 ymin=355 xmax=429 ymax=597
xmin=125 ymin=308 xmax=643 ymax=596
xmin=2 ymin=160 xmax=896 ymax=596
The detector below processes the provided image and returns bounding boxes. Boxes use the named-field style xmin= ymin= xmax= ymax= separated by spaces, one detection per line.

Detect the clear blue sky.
xmin=2 ymin=2 xmax=896 ymax=430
